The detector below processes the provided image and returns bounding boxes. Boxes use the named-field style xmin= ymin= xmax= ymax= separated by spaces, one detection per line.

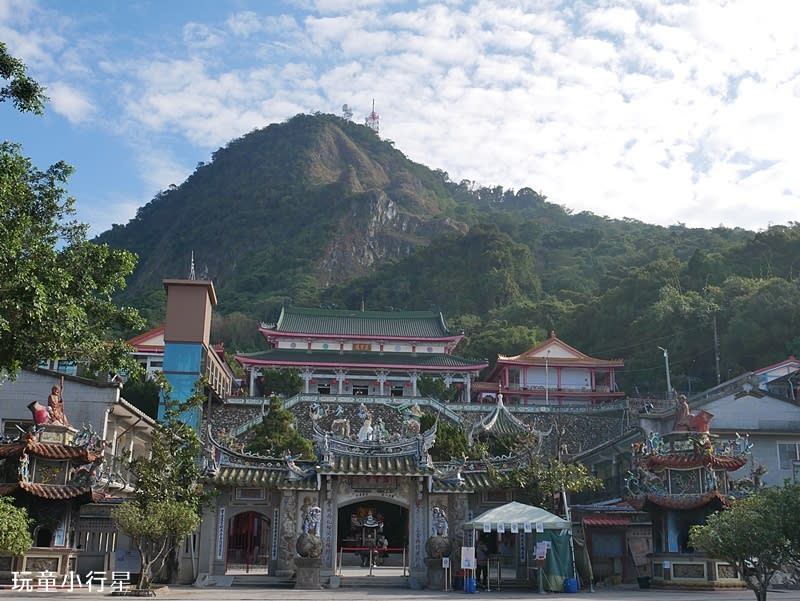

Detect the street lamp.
xmin=657 ymin=346 xmax=673 ymax=400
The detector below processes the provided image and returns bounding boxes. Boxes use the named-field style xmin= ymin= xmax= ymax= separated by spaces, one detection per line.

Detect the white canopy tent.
xmin=463 ymin=501 xmax=575 ymax=592
xmin=464 ymin=501 xmax=570 ymax=531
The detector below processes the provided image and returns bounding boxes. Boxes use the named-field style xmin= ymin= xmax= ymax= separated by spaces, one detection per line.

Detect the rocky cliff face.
xmin=316 ymin=189 xmax=466 ymax=286
xmin=95 ymin=113 xmax=467 ymax=310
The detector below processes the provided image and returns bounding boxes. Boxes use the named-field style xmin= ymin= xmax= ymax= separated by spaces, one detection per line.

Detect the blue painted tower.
xmin=159 ymin=278 xmax=217 ymax=430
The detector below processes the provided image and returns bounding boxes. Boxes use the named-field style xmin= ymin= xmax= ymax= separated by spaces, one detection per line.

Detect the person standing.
xmin=476 ymin=538 xmax=489 ymax=588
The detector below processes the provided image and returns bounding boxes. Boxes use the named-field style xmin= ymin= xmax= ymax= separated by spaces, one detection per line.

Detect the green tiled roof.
xmin=209 ymin=467 xmax=286 ymax=486
xmin=268 ymin=306 xmax=454 ymax=338
xmin=432 ymin=472 xmax=494 ymax=493
xmin=319 ymin=455 xmax=431 ymax=476
xmin=236 ymin=348 xmax=486 ymax=370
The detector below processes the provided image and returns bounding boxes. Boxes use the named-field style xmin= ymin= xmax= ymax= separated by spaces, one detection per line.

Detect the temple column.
xmin=410 ymin=372 xmax=419 ymax=397
xmin=276 ymin=489 xmax=298 ymax=577
xmin=301 ymin=368 xmax=314 ymax=394
xmin=335 ymin=369 xmax=347 ymax=395
xmin=249 ymin=367 xmax=258 ymax=397
xmin=463 ymin=373 xmax=472 ymax=403
xmin=376 ymin=370 xmax=388 ymax=396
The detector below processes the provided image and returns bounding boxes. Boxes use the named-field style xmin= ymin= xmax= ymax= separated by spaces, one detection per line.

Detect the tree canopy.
xmin=246 ymin=395 xmax=314 ymax=458
xmin=111 ymin=379 xmax=209 ymax=589
xmin=0 ymin=496 xmax=32 ymax=556
xmin=0 ymin=42 xmax=47 ymax=114
xmin=0 ymin=42 xmax=143 ymax=378
xmin=689 ymin=483 xmax=800 ymax=601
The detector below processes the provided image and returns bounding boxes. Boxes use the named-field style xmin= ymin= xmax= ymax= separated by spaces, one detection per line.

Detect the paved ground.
xmin=2 ymin=585 xmax=800 ymax=601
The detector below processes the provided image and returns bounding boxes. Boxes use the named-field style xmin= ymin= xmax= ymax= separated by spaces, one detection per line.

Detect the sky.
xmin=2 ymin=0 xmax=798 ymax=237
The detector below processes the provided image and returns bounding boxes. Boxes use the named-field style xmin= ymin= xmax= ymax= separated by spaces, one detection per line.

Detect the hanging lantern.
xmin=310 ymin=379 xmax=316 ymax=385
xmin=405 ymin=381 xmax=411 ymax=387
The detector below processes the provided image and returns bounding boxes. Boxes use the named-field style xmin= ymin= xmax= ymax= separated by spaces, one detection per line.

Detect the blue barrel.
xmin=564 ymin=577 xmax=578 ymax=593
xmin=464 ymin=577 xmax=477 ymax=593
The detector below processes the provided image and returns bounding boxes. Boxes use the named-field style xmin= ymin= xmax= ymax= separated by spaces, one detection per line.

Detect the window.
xmin=778 ymin=443 xmax=800 ymax=469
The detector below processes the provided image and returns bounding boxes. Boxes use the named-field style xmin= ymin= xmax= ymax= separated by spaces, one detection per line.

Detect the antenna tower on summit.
xmin=365 ymin=99 xmax=379 ymax=134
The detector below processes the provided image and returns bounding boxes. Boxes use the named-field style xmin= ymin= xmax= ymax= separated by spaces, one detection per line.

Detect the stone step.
xmin=231 ymin=575 xmax=294 ymax=588
xmin=337 ymin=575 xmax=408 ymax=588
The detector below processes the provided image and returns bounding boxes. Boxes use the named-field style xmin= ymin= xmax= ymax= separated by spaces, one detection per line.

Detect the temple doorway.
xmin=336 ymin=501 xmax=409 ymax=573
xmin=226 ymin=511 xmax=270 ymax=574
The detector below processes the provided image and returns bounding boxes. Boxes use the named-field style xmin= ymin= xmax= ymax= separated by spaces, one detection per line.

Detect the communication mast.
xmin=365 ymin=99 xmax=379 ymax=134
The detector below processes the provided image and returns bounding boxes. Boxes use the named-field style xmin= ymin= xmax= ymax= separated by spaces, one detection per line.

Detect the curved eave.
xmin=260 ymin=328 xmax=463 ymax=345
xmin=234 ymin=355 xmax=486 ymax=372
xmin=630 ymin=491 xmax=730 ymax=511
xmin=432 ymin=472 xmax=493 ymax=493
xmin=646 ymin=455 xmax=748 ymax=471
xmin=207 ymin=466 xmax=287 ymax=487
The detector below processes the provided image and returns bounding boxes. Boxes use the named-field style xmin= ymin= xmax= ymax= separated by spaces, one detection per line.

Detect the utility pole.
xmin=658 ymin=346 xmax=673 ymax=400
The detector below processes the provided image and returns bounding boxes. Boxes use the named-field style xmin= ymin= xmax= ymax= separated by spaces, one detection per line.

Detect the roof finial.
xmin=189 ymin=251 xmax=196 ymax=280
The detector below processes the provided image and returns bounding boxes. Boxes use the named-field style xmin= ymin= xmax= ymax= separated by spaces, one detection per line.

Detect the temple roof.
xmin=262 ymin=306 xmax=458 ymax=339
xmin=469 ymin=395 xmax=531 ymax=443
xmin=0 ymin=482 xmax=97 ymax=500
xmin=319 ymin=454 xmax=430 ymax=476
xmin=631 ymin=490 xmax=730 ymax=511
xmin=235 ymin=348 xmax=486 ymax=371
xmin=486 ymin=333 xmax=622 ymax=381
xmin=646 ymin=454 xmax=748 ymax=471
xmin=209 ymin=466 xmax=287 ymax=487
xmin=0 ymin=442 xmax=99 ymax=462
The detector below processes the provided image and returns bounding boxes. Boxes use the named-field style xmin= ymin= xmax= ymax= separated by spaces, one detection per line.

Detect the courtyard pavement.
xmin=2 ymin=584 xmax=800 ymax=601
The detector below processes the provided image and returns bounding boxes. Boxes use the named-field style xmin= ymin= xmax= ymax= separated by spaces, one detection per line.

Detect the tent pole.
xmin=562 ymin=486 xmax=579 ymax=587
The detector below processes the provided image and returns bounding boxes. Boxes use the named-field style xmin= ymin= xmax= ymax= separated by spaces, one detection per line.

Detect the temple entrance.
xmin=226 ymin=511 xmax=270 ymax=574
xmin=336 ymin=501 xmax=409 ymax=575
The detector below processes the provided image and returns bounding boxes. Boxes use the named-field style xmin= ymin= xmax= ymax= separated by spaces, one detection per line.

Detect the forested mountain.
xmin=97 ymin=113 xmax=800 ymax=398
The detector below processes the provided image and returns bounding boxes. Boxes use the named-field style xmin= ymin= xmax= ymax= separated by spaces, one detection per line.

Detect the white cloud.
xmin=5 ymin=0 xmax=800 ymax=231
xmin=46 ymin=81 xmax=95 ymax=123
xmin=183 ymin=22 xmax=224 ymax=49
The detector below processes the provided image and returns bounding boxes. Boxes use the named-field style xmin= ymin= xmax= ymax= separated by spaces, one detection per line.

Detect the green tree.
xmin=0 ymin=496 xmax=32 ymax=556
xmin=256 ymin=368 xmax=302 ymax=397
xmin=112 ymin=379 xmax=209 ymax=589
xmin=490 ymin=455 xmax=602 ymax=513
xmin=247 ymin=395 xmax=314 ymax=458
xmin=690 ymin=492 xmax=792 ymax=601
xmin=0 ymin=42 xmax=47 ymax=114
xmin=0 ymin=45 xmax=143 ymax=378
xmin=420 ymin=414 xmax=471 ymax=462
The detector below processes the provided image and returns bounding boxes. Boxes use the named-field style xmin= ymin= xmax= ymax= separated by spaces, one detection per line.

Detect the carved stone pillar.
xmin=276 ymin=490 xmax=298 ymax=577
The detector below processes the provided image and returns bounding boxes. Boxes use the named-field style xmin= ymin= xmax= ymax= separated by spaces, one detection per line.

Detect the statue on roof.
xmin=673 ymin=394 xmax=713 ymax=432
xmin=47 ymin=385 xmax=69 ymax=426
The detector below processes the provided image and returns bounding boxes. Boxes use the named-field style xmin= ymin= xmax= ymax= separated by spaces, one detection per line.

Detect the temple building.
xmin=623 ymin=402 xmax=751 ymax=588
xmin=475 ymin=332 xmax=624 ymax=405
xmin=235 ymin=306 xmax=487 ymax=401
xmin=0 ymin=370 xmax=157 ymax=581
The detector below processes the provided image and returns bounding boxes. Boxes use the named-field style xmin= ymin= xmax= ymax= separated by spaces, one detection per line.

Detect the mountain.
xmin=97 ymin=113 xmax=800 ymax=396
xmin=97 ymin=113 xmax=467 ymax=317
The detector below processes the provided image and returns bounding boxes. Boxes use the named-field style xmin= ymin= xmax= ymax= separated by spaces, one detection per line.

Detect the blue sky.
xmin=2 ymin=0 xmax=798 ymax=237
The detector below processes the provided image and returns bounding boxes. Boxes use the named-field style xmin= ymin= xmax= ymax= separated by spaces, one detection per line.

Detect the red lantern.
xmin=310 ymin=379 xmax=316 ymax=384
xmin=343 ymin=380 xmax=349 ymax=385
xmin=405 ymin=381 xmax=411 ymax=387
